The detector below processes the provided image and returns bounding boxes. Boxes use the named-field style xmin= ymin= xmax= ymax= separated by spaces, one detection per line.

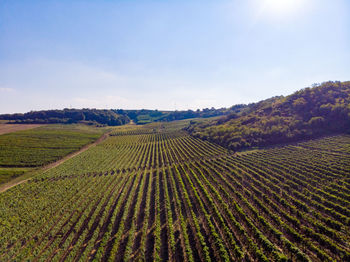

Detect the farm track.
xmin=0 ymin=130 xmax=111 ymax=193
xmin=43 ymin=131 xmax=111 ymax=171
xmin=1 ymin=125 xmax=350 ymax=261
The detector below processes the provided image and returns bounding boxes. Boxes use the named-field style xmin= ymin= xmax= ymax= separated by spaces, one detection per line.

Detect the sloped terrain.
xmin=187 ymin=81 xmax=350 ymax=151
xmin=0 ymin=122 xmax=349 ymax=261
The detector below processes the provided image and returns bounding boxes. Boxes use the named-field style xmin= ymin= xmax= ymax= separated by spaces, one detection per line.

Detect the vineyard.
xmin=0 ymin=124 xmax=104 ymax=185
xmin=0 ymin=121 xmax=349 ymax=261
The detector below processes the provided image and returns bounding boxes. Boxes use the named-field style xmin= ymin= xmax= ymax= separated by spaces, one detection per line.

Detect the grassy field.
xmin=0 ymin=124 xmax=106 ymax=184
xmin=0 ymin=120 xmax=349 ymax=261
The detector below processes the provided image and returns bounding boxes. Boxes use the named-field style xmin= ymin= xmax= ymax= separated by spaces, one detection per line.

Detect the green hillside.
xmin=186 ymin=81 xmax=350 ymax=150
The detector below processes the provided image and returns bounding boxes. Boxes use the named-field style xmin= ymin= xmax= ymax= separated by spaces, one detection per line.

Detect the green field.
xmin=0 ymin=124 xmax=106 ymax=184
xmin=0 ymin=168 xmax=31 ymax=184
xmin=0 ymin=120 xmax=349 ymax=261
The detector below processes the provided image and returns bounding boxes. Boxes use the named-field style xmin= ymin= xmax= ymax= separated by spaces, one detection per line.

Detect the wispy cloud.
xmin=1 ymin=56 xmax=348 ymax=114
xmin=72 ymin=95 xmax=132 ymax=109
xmin=0 ymin=87 xmax=15 ymax=93
xmin=0 ymin=58 xmax=242 ymax=110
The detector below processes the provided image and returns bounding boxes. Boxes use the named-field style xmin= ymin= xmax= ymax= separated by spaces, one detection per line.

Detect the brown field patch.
xmin=0 ymin=124 xmax=43 ymax=135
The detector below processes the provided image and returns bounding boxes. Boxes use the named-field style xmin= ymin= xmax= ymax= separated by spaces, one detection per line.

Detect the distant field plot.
xmin=0 ymin=124 xmax=43 ymax=135
xmin=0 ymin=125 xmax=104 ymax=168
xmin=0 ymin=120 xmax=349 ymax=261
xmin=110 ymin=118 xmax=194 ymax=136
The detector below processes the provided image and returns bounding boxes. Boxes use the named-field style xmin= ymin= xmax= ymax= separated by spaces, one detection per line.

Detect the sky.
xmin=0 ymin=0 xmax=349 ymax=113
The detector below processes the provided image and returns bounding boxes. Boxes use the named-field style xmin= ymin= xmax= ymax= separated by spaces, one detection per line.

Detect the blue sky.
xmin=0 ymin=0 xmax=349 ymax=113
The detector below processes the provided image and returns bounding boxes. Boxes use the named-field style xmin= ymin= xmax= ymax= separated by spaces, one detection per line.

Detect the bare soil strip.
xmin=0 ymin=132 xmax=111 ymax=193
xmin=0 ymin=124 xmax=43 ymax=135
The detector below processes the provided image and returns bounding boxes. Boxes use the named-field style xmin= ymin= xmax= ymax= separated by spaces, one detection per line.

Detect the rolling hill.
xmin=186 ymin=81 xmax=350 ymax=150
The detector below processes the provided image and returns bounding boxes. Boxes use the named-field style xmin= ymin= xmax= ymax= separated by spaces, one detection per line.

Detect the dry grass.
xmin=0 ymin=124 xmax=43 ymax=135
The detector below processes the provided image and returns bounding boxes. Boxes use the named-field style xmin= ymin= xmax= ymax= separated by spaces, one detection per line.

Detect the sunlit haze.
xmin=259 ymin=0 xmax=307 ymax=18
xmin=0 ymin=0 xmax=349 ymax=113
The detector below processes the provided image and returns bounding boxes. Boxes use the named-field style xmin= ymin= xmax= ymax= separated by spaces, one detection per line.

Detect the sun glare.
xmin=259 ymin=0 xmax=307 ymax=20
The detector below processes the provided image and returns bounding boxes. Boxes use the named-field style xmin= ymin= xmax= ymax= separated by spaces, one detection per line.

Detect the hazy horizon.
xmin=1 ymin=0 xmax=349 ymax=114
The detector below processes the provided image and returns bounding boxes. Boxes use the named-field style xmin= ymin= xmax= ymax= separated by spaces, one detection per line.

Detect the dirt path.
xmin=43 ymin=131 xmax=110 ymax=171
xmin=0 ymin=179 xmax=29 ymax=193
xmin=0 ymin=131 xmax=111 ymax=193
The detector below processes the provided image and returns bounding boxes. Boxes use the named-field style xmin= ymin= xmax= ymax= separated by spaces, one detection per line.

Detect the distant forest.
xmin=0 ymin=109 xmax=129 ymax=126
xmin=116 ymin=105 xmax=247 ymax=124
xmin=186 ymin=81 xmax=350 ymax=150
xmin=0 ymin=106 xmax=247 ymax=126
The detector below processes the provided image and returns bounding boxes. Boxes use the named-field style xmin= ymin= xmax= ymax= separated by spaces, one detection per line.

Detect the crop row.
xmin=0 ymin=127 xmax=349 ymax=261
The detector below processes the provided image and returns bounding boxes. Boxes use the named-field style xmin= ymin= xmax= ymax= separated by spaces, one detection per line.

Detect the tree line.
xmin=186 ymin=81 xmax=350 ymax=150
xmin=0 ymin=106 xmax=248 ymax=126
xmin=0 ymin=109 xmax=129 ymax=126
